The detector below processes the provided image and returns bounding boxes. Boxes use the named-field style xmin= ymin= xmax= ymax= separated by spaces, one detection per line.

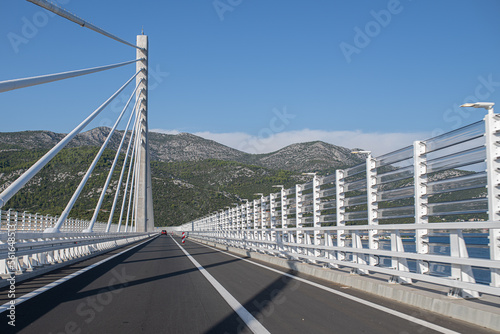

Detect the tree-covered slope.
xmin=0 ymin=148 xmax=307 ymax=226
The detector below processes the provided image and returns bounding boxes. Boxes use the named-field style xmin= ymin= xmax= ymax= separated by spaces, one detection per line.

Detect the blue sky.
xmin=2 ymin=0 xmax=500 ymax=155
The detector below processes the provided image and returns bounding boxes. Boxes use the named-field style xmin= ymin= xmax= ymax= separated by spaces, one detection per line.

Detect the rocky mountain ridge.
xmin=0 ymin=127 xmax=364 ymax=173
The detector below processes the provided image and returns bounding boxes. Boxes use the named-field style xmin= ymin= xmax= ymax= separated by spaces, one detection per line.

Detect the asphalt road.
xmin=0 ymin=235 xmax=495 ymax=334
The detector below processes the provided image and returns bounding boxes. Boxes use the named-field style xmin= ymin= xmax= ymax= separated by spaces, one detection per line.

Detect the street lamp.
xmin=460 ymin=102 xmax=495 ymax=113
xmin=351 ymin=150 xmax=371 ymax=155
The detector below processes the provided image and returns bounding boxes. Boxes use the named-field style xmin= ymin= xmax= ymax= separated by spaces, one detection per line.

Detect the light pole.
xmin=461 ymin=102 xmax=500 ymax=288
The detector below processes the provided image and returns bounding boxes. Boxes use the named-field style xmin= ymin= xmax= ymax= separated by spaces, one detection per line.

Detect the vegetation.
xmin=0 ymin=148 xmax=303 ymax=227
xmin=151 ymin=160 xmax=301 ymax=225
xmin=0 ymin=129 xmax=486 ymax=228
xmin=1 ymin=147 xmax=125 ymax=223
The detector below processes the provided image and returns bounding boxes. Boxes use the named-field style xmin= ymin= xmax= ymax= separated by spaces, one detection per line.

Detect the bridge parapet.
xmin=0 ymin=230 xmax=155 ymax=285
xmin=183 ymin=106 xmax=500 ymax=299
xmin=0 ymin=209 xmax=117 ymax=232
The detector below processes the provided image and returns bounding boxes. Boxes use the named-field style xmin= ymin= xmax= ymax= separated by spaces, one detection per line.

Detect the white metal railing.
xmin=0 ymin=231 xmax=155 ymax=278
xmin=182 ymin=110 xmax=500 ymax=299
xmin=0 ymin=209 xmax=118 ymax=232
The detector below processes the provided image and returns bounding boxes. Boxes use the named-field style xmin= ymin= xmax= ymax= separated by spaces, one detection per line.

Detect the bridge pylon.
xmin=135 ymin=33 xmax=154 ymax=232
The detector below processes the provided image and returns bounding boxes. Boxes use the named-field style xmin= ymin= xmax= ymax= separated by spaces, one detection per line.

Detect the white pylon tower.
xmin=135 ymin=32 xmax=154 ymax=232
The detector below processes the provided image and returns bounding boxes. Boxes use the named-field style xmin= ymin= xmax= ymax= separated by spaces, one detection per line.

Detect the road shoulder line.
xmin=0 ymin=235 xmax=157 ymax=314
xmin=170 ymin=236 xmax=270 ymax=334
xmin=191 ymin=238 xmax=460 ymax=334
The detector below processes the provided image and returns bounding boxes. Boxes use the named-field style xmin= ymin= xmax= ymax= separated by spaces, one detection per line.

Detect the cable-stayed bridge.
xmin=0 ymin=1 xmax=499 ymax=333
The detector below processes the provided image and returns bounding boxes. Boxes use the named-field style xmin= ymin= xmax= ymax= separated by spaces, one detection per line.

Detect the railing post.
xmin=215 ymin=212 xmax=219 ymax=241
xmin=14 ymin=210 xmax=19 ymax=230
xmin=253 ymin=199 xmax=258 ymax=243
xmin=6 ymin=209 xmax=11 ymax=230
xmin=219 ymin=211 xmax=223 ymax=242
xmin=224 ymin=209 xmax=229 ymax=243
xmin=22 ymin=211 xmax=27 ymax=230
xmin=366 ymin=155 xmax=379 ymax=267
xmin=484 ymin=108 xmax=500 ymax=288
xmin=230 ymin=207 xmax=235 ymax=246
xmin=242 ymin=201 xmax=248 ymax=247
xmin=233 ymin=206 xmax=238 ymax=246
xmin=389 ymin=230 xmax=412 ymax=284
xmin=414 ymin=140 xmax=429 ymax=275
xmin=281 ymin=187 xmax=288 ymax=252
xmin=236 ymin=205 xmax=241 ymax=246
xmin=295 ymin=184 xmax=303 ymax=253
xmin=335 ymin=170 xmax=346 ymax=265
xmin=227 ymin=209 xmax=231 ymax=242
xmin=260 ymin=196 xmax=265 ymax=244
xmin=270 ymin=193 xmax=277 ymax=245
xmin=312 ymin=174 xmax=321 ymax=258
xmin=448 ymin=230 xmax=479 ymax=298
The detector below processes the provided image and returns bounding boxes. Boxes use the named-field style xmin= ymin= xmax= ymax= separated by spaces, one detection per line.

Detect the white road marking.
xmin=171 ymin=236 xmax=270 ymax=334
xmin=0 ymin=235 xmax=157 ymax=313
xmin=193 ymin=239 xmax=461 ymax=334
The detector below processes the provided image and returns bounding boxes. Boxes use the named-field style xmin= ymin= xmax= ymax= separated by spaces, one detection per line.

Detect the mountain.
xmin=0 ymin=128 xmax=125 ymax=151
xmin=148 ymin=132 xmax=247 ymax=162
xmin=245 ymin=141 xmax=362 ymax=172
xmin=0 ymin=127 xmax=366 ymax=226
xmin=0 ymin=127 xmax=364 ymax=173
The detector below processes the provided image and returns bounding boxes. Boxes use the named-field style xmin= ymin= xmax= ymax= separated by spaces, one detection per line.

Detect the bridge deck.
xmin=0 ymin=235 xmax=495 ymax=333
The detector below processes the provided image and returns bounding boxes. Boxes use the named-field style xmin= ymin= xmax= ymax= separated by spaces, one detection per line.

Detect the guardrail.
xmin=0 ymin=209 xmax=117 ymax=232
xmin=181 ymin=111 xmax=500 ymax=299
xmin=0 ymin=231 xmax=155 ymax=279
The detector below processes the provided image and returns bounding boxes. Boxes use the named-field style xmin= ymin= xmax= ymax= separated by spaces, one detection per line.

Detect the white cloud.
xmin=151 ymin=128 xmax=431 ymax=157
xmin=150 ymin=128 xmax=181 ymax=135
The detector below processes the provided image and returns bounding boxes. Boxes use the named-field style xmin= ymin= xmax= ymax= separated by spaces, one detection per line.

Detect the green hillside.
xmin=0 ymin=147 xmax=124 ymax=223
xmin=0 ymin=148 xmax=304 ymax=226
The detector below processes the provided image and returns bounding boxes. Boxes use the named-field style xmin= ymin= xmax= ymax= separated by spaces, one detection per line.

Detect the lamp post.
xmin=461 ymin=102 xmax=500 ymax=288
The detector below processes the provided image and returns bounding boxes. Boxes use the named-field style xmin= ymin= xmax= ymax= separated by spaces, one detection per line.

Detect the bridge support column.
xmin=135 ymin=33 xmax=154 ymax=232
